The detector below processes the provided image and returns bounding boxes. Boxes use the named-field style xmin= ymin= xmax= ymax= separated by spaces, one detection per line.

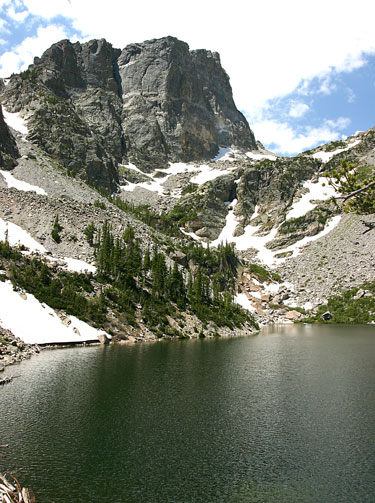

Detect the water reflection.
xmin=1 ymin=325 xmax=374 ymax=502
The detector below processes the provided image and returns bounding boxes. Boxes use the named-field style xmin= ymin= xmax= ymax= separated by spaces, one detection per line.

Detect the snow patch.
xmin=234 ymin=293 xmax=256 ymax=312
xmin=212 ymin=147 xmax=236 ymax=162
xmin=2 ymin=109 xmax=28 ymax=135
xmin=209 ymin=199 xmax=342 ymax=267
xmin=63 ymin=258 xmax=96 ymax=274
xmin=263 ymin=282 xmax=281 ymax=294
xmin=190 ymin=165 xmax=233 ymax=185
xmin=121 ymin=177 xmax=165 ymax=195
xmin=303 ymin=301 xmax=314 ymax=311
xmin=180 ymin=228 xmax=204 ymax=242
xmin=211 ymin=199 xmax=239 ymax=247
xmin=161 ymin=162 xmax=198 ymax=175
xmin=120 ymin=162 xmax=197 ymax=197
xmin=312 ymin=139 xmax=361 ymax=162
xmin=0 ymin=170 xmax=47 ymax=195
xmin=0 ymin=280 xmax=109 ymax=345
xmin=0 ymin=218 xmax=46 ymax=253
xmin=251 ymin=205 xmax=260 ymax=220
xmin=275 ymin=215 xmax=342 ymax=261
xmin=286 ymin=177 xmax=336 ymax=220
xmin=246 ymin=151 xmax=277 ymax=161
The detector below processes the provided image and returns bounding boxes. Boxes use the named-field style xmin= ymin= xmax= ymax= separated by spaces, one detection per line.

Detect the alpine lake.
xmin=1 ymin=324 xmax=374 ymax=503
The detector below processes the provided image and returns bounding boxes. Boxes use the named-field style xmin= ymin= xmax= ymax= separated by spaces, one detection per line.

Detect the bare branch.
xmin=335 ymin=180 xmax=375 ymax=202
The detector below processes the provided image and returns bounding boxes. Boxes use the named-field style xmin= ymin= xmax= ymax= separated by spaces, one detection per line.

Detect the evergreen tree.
xmin=327 ymin=160 xmax=375 ymax=214
xmin=51 ymin=215 xmax=62 ymax=243
xmin=84 ymin=222 xmax=96 ymax=246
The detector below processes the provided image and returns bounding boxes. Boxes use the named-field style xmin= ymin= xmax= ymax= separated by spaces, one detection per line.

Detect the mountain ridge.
xmin=0 ymin=36 xmax=257 ymax=189
xmin=0 ymin=36 xmax=374 ymax=351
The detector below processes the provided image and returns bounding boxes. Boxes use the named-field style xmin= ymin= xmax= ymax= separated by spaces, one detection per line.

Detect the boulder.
xmin=353 ymin=289 xmax=365 ymax=300
xmin=285 ymin=310 xmax=302 ymax=320
xmin=98 ymin=333 xmax=110 ymax=345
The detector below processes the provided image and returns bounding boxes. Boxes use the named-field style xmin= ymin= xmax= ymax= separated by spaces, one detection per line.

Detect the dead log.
xmin=0 ymin=473 xmax=35 ymax=503
xmin=0 ymin=376 xmax=20 ymax=386
xmin=362 ymin=221 xmax=375 ymax=234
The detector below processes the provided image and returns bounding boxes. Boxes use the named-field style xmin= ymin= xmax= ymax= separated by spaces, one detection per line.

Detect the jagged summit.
xmin=0 ymin=36 xmax=257 ymax=188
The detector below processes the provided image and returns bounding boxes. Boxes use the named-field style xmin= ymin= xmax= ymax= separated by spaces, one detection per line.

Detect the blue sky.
xmin=0 ymin=0 xmax=374 ymax=156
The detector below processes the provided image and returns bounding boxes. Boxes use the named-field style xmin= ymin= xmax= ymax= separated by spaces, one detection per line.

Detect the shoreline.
xmin=0 ymin=323 xmax=260 ymax=372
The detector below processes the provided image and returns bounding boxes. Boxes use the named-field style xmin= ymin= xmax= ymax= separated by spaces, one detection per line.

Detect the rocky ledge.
xmin=0 ymin=326 xmax=40 ymax=371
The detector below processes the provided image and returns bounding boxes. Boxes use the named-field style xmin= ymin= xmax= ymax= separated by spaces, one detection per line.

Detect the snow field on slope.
xmin=0 ymin=217 xmax=46 ymax=253
xmin=312 ymin=139 xmax=361 ymax=162
xmin=246 ymin=151 xmax=277 ymax=161
xmin=190 ymin=165 xmax=234 ymax=184
xmin=0 ymin=217 xmax=96 ymax=273
xmin=2 ymin=108 xmax=28 ymax=135
xmin=285 ymin=176 xmax=336 ymax=220
xmin=205 ymin=200 xmax=342 ymax=267
xmin=0 ymin=280 xmax=108 ymax=344
xmin=234 ymin=293 xmax=257 ymax=312
xmin=62 ymin=257 xmax=96 ymax=274
xmin=0 ymin=169 xmax=47 ymax=195
xmin=120 ymin=162 xmax=198 ymax=197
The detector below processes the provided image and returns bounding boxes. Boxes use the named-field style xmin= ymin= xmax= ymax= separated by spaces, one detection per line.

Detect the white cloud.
xmin=9 ymin=0 xmax=374 ymax=113
xmin=0 ymin=38 xmax=7 ymax=45
xmin=318 ymin=76 xmax=336 ymax=95
xmin=289 ymin=101 xmax=310 ymax=118
xmin=21 ymin=0 xmax=72 ymax=19
xmin=6 ymin=5 xmax=28 ymax=22
xmin=0 ymin=24 xmax=69 ymax=77
xmin=252 ymin=117 xmax=351 ymax=155
xmin=0 ymin=0 xmax=373 ymax=151
xmin=346 ymin=88 xmax=356 ymax=103
xmin=0 ymin=18 xmax=9 ymax=32
xmin=325 ymin=117 xmax=351 ymax=130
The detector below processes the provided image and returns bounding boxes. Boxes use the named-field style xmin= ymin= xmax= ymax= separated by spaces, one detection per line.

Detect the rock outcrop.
xmin=0 ymin=36 xmax=257 ymax=188
xmin=0 ymin=104 xmax=19 ymax=169
xmin=118 ymin=37 xmax=256 ymax=170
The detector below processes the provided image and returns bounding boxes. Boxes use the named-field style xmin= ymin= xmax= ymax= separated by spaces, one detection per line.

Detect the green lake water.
xmin=1 ymin=324 xmax=374 ymax=502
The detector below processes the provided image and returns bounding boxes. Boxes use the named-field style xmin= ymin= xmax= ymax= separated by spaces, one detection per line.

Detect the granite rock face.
xmin=0 ymin=36 xmax=257 ymax=187
xmin=118 ymin=37 xmax=256 ymax=170
xmin=0 ymin=104 xmax=19 ymax=169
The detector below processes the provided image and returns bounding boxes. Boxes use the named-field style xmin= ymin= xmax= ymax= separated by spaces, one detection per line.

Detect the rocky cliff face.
xmin=0 ymin=36 xmax=257 ymax=187
xmin=0 ymin=104 xmax=19 ymax=169
xmin=118 ymin=37 xmax=256 ymax=170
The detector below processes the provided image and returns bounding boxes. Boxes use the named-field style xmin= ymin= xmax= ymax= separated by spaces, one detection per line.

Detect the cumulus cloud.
xmin=0 ymin=24 xmax=69 ymax=77
xmin=318 ymin=76 xmax=337 ymax=95
xmin=6 ymin=5 xmax=28 ymax=22
xmin=0 ymin=18 xmax=9 ymax=32
xmin=0 ymin=0 xmax=374 ymax=152
xmin=289 ymin=101 xmax=310 ymax=118
xmin=325 ymin=117 xmax=351 ymax=130
xmin=22 ymin=0 xmax=72 ymax=19
xmin=251 ymin=117 xmax=351 ymax=155
xmin=10 ymin=0 xmax=375 ymax=111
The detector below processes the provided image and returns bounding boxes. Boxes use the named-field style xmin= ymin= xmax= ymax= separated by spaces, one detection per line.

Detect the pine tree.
xmin=51 ymin=215 xmax=62 ymax=243
xmin=84 ymin=222 xmax=96 ymax=247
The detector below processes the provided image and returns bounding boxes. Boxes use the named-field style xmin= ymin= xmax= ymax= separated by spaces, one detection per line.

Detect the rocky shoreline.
xmin=0 ymin=326 xmax=40 ymax=372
